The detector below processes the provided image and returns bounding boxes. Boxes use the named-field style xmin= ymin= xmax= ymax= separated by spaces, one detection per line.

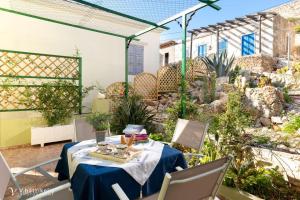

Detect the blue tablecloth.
xmin=55 ymin=142 xmax=187 ymax=200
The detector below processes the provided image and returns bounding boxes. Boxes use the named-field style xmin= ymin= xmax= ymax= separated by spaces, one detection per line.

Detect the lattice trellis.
xmin=0 ymin=49 xmax=81 ymax=112
xmin=157 ymin=66 xmax=178 ymax=93
xmin=0 ymin=50 xmax=79 ymax=79
xmin=134 ymin=73 xmax=157 ymax=100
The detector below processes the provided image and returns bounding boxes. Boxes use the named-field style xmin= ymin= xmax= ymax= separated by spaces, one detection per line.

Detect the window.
xmin=128 ymin=44 xmax=144 ymax=75
xmin=242 ymin=33 xmax=255 ymax=56
xmin=164 ymin=53 xmax=169 ymax=65
xmin=219 ymin=38 xmax=228 ymax=54
xmin=198 ymin=44 xmax=207 ymax=57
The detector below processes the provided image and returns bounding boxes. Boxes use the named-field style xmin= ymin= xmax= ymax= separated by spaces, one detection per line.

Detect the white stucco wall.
xmin=0 ymin=1 xmax=161 ymax=109
xmin=160 ymin=17 xmax=275 ymax=64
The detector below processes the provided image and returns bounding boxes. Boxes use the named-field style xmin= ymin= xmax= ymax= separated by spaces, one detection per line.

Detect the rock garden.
xmin=144 ymin=52 xmax=300 ymax=199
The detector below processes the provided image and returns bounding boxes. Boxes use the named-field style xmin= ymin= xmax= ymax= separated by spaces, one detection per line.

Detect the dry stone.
xmin=235 ymin=54 xmax=275 ymax=73
xmin=245 ymin=86 xmax=284 ymax=120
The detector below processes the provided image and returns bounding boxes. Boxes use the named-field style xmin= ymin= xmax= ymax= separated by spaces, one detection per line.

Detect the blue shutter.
xmin=242 ymin=33 xmax=255 ymax=56
xmin=198 ymin=44 xmax=207 ymax=57
xmin=219 ymin=39 xmax=228 ymax=54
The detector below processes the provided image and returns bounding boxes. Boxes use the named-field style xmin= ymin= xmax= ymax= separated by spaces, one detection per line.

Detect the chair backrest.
xmin=0 ymin=152 xmax=12 ymax=200
xmin=172 ymin=119 xmax=209 ymax=150
xmin=158 ymin=156 xmax=232 ymax=200
xmin=74 ymin=118 xmax=95 ymax=142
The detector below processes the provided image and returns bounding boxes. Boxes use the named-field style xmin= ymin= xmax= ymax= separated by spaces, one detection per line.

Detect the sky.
xmin=160 ymin=0 xmax=292 ymax=42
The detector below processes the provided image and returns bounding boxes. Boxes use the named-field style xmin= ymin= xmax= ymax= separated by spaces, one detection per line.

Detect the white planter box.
xmin=295 ymin=34 xmax=300 ymax=47
xmin=31 ymin=124 xmax=75 ymax=147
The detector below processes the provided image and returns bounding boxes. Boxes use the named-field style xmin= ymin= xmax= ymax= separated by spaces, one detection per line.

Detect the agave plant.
xmin=110 ymin=94 xmax=155 ymax=134
xmin=201 ymin=51 xmax=235 ymax=77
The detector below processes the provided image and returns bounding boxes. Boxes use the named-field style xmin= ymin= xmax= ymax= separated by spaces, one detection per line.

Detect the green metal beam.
xmin=0 ymin=7 xmax=136 ymax=40
xmin=0 ymin=75 xmax=79 ymax=80
xmin=71 ymin=0 xmax=169 ymax=30
xmin=125 ymin=38 xmax=129 ymax=97
xmin=78 ymin=57 xmax=83 ymax=114
xmin=181 ymin=14 xmax=187 ymax=118
xmin=0 ymin=48 xmax=79 ymax=59
xmin=129 ymin=0 xmax=220 ymax=39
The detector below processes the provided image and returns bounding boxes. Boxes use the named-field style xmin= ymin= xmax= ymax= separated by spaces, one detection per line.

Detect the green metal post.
xmin=125 ymin=38 xmax=129 ymax=97
xmin=79 ymin=57 xmax=83 ymax=114
xmin=181 ymin=14 xmax=187 ymax=118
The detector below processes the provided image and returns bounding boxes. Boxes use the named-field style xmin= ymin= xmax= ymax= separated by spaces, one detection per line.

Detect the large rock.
xmin=262 ymin=72 xmax=300 ymax=89
xmin=235 ymin=54 xmax=275 ymax=73
xmin=245 ymin=86 xmax=284 ymax=119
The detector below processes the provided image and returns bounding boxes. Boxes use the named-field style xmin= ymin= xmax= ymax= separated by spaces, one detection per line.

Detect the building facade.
xmin=160 ymin=0 xmax=300 ymax=66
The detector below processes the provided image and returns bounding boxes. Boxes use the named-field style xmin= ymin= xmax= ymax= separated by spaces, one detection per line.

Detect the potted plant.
xmin=295 ymin=25 xmax=300 ymax=47
xmin=30 ymin=80 xmax=81 ymax=147
xmin=87 ymin=113 xmax=111 ymax=143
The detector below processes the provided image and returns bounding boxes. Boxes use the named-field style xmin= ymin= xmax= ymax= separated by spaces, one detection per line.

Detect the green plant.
xmin=86 ymin=113 xmax=111 ymax=131
xmin=277 ymin=66 xmax=289 ymax=74
xmin=110 ymin=94 xmax=155 ymax=134
xmin=201 ymin=51 xmax=235 ymax=78
xmin=35 ymin=80 xmax=81 ymax=126
xmin=229 ymin=66 xmax=240 ymax=84
xmin=164 ymin=99 xmax=199 ymax=142
xmin=225 ymin=166 xmax=299 ymax=200
xmin=283 ymin=115 xmax=300 ymax=134
xmin=293 ymin=62 xmax=300 ymax=73
xmin=202 ymin=74 xmax=216 ymax=103
xmin=283 ymin=88 xmax=293 ymax=103
xmin=258 ymin=75 xmax=271 ymax=88
xmin=295 ymin=25 xmax=300 ymax=33
xmin=149 ymin=133 xmax=164 ymax=141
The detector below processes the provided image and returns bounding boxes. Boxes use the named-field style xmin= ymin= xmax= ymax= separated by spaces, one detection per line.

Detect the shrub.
xmin=201 ymin=51 xmax=235 ymax=78
xmin=283 ymin=88 xmax=293 ymax=104
xmin=202 ymin=74 xmax=216 ymax=103
xmin=35 ymin=80 xmax=80 ymax=126
xmin=199 ymin=91 xmax=299 ymax=199
xmin=283 ymin=115 xmax=300 ymax=134
xmin=229 ymin=65 xmax=240 ymax=84
xmin=293 ymin=62 xmax=300 ymax=73
xmin=86 ymin=113 xmax=111 ymax=131
xmin=258 ymin=75 xmax=271 ymax=88
xmin=110 ymin=94 xmax=155 ymax=134
xmin=276 ymin=66 xmax=289 ymax=74
xmin=295 ymin=25 xmax=300 ymax=33
xmin=164 ymin=99 xmax=199 ymax=142
xmin=149 ymin=133 xmax=164 ymax=141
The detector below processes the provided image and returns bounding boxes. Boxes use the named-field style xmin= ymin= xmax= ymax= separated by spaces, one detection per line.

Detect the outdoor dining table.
xmin=55 ymin=136 xmax=187 ymax=200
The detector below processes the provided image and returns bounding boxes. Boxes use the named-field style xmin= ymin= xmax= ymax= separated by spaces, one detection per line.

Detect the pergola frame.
xmin=125 ymin=0 xmax=221 ymax=117
xmin=189 ymin=12 xmax=277 ymax=56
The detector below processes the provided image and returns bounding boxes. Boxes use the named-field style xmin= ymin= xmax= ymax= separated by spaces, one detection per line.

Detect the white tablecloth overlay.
xmin=67 ymin=135 xmax=164 ymax=185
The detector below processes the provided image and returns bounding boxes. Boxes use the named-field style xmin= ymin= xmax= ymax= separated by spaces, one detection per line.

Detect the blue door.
xmin=242 ymin=33 xmax=255 ymax=56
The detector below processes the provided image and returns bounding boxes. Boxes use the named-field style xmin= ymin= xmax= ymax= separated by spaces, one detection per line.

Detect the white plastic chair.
xmin=170 ymin=119 xmax=209 ymax=164
xmin=74 ymin=118 xmax=95 ymax=142
xmin=0 ymin=152 xmax=73 ymax=200
xmin=112 ymin=156 xmax=232 ymax=200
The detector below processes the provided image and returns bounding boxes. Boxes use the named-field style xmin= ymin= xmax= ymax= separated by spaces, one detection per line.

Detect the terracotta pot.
xmin=95 ymin=130 xmax=107 ymax=143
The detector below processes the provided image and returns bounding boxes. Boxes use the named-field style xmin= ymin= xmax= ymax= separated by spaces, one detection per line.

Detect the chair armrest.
xmin=14 ymin=157 xmax=61 ymax=177
xmin=27 ymin=182 xmax=71 ymax=200
xmin=183 ymin=153 xmax=204 ymax=157
xmin=175 ymin=166 xmax=184 ymax=171
xmin=112 ymin=184 xmax=130 ymax=200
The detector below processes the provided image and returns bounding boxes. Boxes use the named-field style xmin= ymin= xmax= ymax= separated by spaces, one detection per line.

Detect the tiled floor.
xmin=1 ymin=142 xmax=68 ymax=200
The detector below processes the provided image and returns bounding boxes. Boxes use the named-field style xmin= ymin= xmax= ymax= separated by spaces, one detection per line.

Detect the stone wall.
xmin=235 ymin=54 xmax=276 ymax=73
